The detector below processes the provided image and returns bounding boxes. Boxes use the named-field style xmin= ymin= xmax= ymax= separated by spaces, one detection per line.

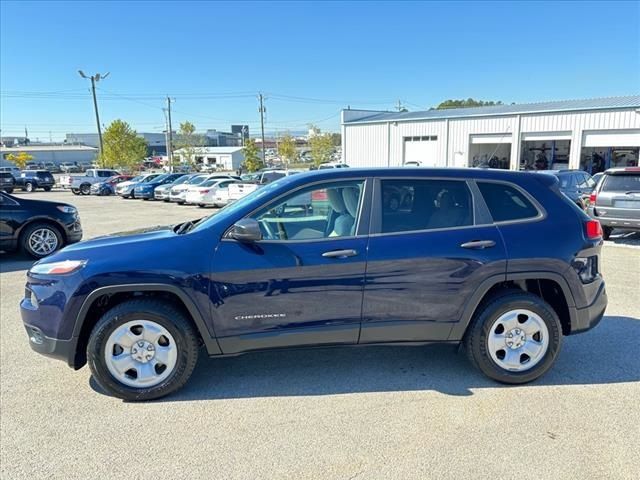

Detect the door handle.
xmin=460 ymin=240 xmax=496 ymax=249
xmin=322 ymin=249 xmax=358 ymax=258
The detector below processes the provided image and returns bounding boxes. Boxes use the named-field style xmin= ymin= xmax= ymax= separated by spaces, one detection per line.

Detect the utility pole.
xmin=166 ymin=96 xmax=174 ymax=172
xmin=396 ymin=99 xmax=404 ymax=112
xmin=258 ymin=93 xmax=266 ymax=163
xmin=78 ymin=70 xmax=109 ymax=155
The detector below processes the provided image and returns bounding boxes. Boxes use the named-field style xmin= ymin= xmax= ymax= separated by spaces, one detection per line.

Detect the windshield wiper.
xmin=175 ymin=221 xmax=194 ymax=235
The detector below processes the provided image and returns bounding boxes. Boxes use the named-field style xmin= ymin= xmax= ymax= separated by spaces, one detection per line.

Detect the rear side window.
xmin=380 ymin=179 xmax=473 ymax=233
xmin=477 ymin=182 xmax=539 ymax=222
xmin=601 ymin=174 xmax=640 ymax=192
xmin=37 ymin=172 xmax=52 ymax=178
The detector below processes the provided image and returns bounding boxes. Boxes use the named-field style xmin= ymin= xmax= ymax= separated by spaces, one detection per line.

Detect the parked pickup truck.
xmin=60 ymin=169 xmax=120 ymax=195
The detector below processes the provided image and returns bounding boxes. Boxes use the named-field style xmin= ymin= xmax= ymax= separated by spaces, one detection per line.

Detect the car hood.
xmin=60 ymin=224 xmax=176 ymax=253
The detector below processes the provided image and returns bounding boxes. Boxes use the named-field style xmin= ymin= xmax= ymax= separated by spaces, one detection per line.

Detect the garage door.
xmin=583 ymin=130 xmax=640 ymax=147
xmin=404 ymin=137 xmax=438 ymax=166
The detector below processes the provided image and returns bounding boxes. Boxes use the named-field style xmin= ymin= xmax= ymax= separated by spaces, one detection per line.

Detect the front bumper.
xmin=23 ymin=324 xmax=77 ymax=367
xmin=569 ymin=281 xmax=608 ymax=335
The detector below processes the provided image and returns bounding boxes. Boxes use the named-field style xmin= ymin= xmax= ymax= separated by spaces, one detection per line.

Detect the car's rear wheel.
xmin=80 ymin=183 xmax=91 ymax=195
xmin=602 ymin=226 xmax=613 ymax=240
xmin=87 ymin=299 xmax=200 ymax=401
xmin=71 ymin=188 xmax=80 ymax=195
xmin=21 ymin=222 xmax=63 ymax=258
xmin=43 ymin=186 xmax=52 ymax=192
xmin=5 ymin=188 xmax=13 ymax=194
xmin=464 ymin=291 xmax=562 ymax=384
xmin=24 ymin=182 xmax=34 ymax=192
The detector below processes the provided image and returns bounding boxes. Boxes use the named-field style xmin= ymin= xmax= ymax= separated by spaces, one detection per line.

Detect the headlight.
xmin=56 ymin=205 xmax=77 ymax=214
xmin=30 ymin=260 xmax=86 ymax=275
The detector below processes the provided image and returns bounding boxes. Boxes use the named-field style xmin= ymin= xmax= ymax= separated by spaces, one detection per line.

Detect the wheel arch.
xmin=71 ymin=283 xmax=221 ymax=369
xmin=449 ymin=272 xmax=577 ymax=341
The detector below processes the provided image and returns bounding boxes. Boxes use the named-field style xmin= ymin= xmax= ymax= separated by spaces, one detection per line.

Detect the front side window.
xmin=380 ymin=179 xmax=473 ymax=233
xmin=252 ymin=180 xmax=365 ymax=241
xmin=477 ymin=182 xmax=539 ymax=222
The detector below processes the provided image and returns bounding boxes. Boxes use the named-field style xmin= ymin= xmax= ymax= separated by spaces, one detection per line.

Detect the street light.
xmin=78 ymin=70 xmax=110 ymax=154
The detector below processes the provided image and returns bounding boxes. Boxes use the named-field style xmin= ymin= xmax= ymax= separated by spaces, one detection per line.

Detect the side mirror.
xmin=228 ymin=218 xmax=262 ymax=242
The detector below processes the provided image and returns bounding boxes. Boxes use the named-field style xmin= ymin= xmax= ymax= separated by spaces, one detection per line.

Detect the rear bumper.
xmin=569 ymin=281 xmax=607 ymax=335
xmin=588 ymin=207 xmax=640 ymax=230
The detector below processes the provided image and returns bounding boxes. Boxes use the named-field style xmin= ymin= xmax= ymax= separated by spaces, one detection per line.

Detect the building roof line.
xmin=342 ymin=95 xmax=640 ymax=125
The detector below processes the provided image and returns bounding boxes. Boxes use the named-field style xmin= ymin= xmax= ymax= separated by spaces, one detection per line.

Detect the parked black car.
xmin=539 ymin=170 xmax=595 ymax=209
xmin=588 ymin=167 xmax=640 ymax=239
xmin=0 ymin=192 xmax=82 ymax=258
xmin=14 ymin=170 xmax=55 ymax=192
xmin=0 ymin=172 xmax=16 ymax=193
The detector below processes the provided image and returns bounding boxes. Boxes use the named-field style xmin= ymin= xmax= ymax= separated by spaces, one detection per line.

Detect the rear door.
xmin=361 ymin=177 xmax=506 ymax=343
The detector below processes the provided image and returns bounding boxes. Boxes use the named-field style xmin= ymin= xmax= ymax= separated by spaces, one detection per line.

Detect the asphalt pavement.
xmin=1 ymin=190 xmax=639 ymax=479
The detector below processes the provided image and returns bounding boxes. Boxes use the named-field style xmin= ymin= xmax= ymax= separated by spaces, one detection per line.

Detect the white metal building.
xmin=341 ymin=96 xmax=640 ymax=173
xmin=0 ymin=144 xmax=98 ymax=166
xmin=174 ymin=146 xmax=245 ymax=171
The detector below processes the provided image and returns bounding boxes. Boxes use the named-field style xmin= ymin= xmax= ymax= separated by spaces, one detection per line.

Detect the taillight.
xmin=589 ymin=191 xmax=596 ymax=204
xmin=201 ymin=189 xmax=210 ymax=194
xmin=585 ymin=220 xmax=603 ymax=239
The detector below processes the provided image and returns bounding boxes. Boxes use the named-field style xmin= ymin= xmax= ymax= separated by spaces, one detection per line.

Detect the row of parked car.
xmin=66 ymin=169 xmax=298 ymax=208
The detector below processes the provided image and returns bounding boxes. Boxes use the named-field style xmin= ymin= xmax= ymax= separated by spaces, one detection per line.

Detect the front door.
xmin=361 ymin=177 xmax=507 ymax=343
xmin=210 ymin=178 xmax=370 ymax=354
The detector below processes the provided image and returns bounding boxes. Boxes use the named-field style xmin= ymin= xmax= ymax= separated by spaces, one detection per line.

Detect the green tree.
xmin=100 ymin=120 xmax=147 ymax=170
xmin=278 ymin=133 xmax=296 ymax=168
xmin=242 ymin=138 xmax=263 ymax=172
xmin=435 ymin=98 xmax=503 ymax=110
xmin=309 ymin=133 xmax=334 ymax=166
xmin=175 ymin=121 xmax=200 ymax=167
xmin=6 ymin=151 xmax=33 ymax=169
xmin=329 ymin=132 xmax=342 ymax=147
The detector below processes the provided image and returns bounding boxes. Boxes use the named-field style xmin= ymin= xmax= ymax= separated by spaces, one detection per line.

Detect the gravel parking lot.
xmin=1 ymin=190 xmax=639 ymax=479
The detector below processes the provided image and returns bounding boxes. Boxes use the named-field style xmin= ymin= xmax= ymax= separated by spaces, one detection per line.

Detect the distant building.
xmin=173 ymin=146 xmax=245 ymax=170
xmin=1 ymin=136 xmax=29 ymax=147
xmin=205 ymin=129 xmax=242 ymax=147
xmin=231 ymin=125 xmax=250 ymax=141
xmin=0 ymin=144 xmax=99 ymax=167
xmin=65 ymin=132 xmax=168 ymax=155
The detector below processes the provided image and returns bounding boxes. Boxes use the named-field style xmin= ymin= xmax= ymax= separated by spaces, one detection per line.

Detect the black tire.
xmin=71 ymin=188 xmax=80 ymax=195
xmin=464 ymin=290 xmax=562 ymax=384
xmin=5 ymin=188 xmax=13 ymax=194
xmin=142 ymin=197 xmax=149 ymax=201
xmin=20 ymin=222 xmax=64 ymax=259
xmin=87 ymin=299 xmax=200 ymax=401
xmin=602 ymin=226 xmax=612 ymax=240
xmin=80 ymin=183 xmax=91 ymax=195
xmin=43 ymin=186 xmax=52 ymax=192
xmin=197 ymin=204 xmax=205 ymax=208
xmin=24 ymin=182 xmax=34 ymax=192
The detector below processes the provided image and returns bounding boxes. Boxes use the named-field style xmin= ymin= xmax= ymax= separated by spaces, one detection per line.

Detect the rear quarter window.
xmin=477 ymin=182 xmax=539 ymax=222
xmin=601 ymin=174 xmax=640 ymax=192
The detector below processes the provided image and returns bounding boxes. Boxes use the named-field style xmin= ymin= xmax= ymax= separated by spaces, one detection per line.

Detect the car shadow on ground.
xmin=0 ymin=252 xmax=35 ymax=273
xmin=89 ymin=315 xmax=640 ymax=401
xmin=606 ymin=230 xmax=640 ymax=247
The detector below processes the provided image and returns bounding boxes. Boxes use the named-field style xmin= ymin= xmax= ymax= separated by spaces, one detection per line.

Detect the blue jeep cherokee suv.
xmin=20 ymin=168 xmax=607 ymax=400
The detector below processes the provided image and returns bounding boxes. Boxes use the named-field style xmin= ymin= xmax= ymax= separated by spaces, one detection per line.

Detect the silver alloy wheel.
xmin=28 ymin=228 xmax=59 ymax=256
xmin=487 ymin=309 xmax=549 ymax=372
xmin=104 ymin=320 xmax=178 ymax=388
xmin=25 ymin=182 xmax=34 ymax=192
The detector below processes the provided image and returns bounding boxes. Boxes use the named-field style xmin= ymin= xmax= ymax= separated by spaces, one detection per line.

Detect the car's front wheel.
xmin=464 ymin=291 xmax=562 ymax=384
xmin=24 ymin=182 xmax=34 ymax=192
xmin=21 ymin=222 xmax=63 ymax=258
xmin=43 ymin=186 xmax=52 ymax=192
xmin=80 ymin=183 xmax=91 ymax=195
xmin=87 ymin=299 xmax=200 ymax=401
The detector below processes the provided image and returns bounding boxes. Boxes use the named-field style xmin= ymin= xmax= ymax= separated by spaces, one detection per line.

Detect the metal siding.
xmin=344 ymin=123 xmax=389 ymax=167
xmin=344 ymin=108 xmax=640 ymax=170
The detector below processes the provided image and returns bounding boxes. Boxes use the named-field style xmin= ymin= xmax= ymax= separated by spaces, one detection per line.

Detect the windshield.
xmin=186 ymin=175 xmax=208 ymax=185
xmin=191 ymin=178 xmax=287 ymax=233
xmin=149 ymin=173 xmax=169 ymax=183
xmin=201 ymin=178 xmax=221 ymax=187
xmin=170 ymin=174 xmax=189 ymax=184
